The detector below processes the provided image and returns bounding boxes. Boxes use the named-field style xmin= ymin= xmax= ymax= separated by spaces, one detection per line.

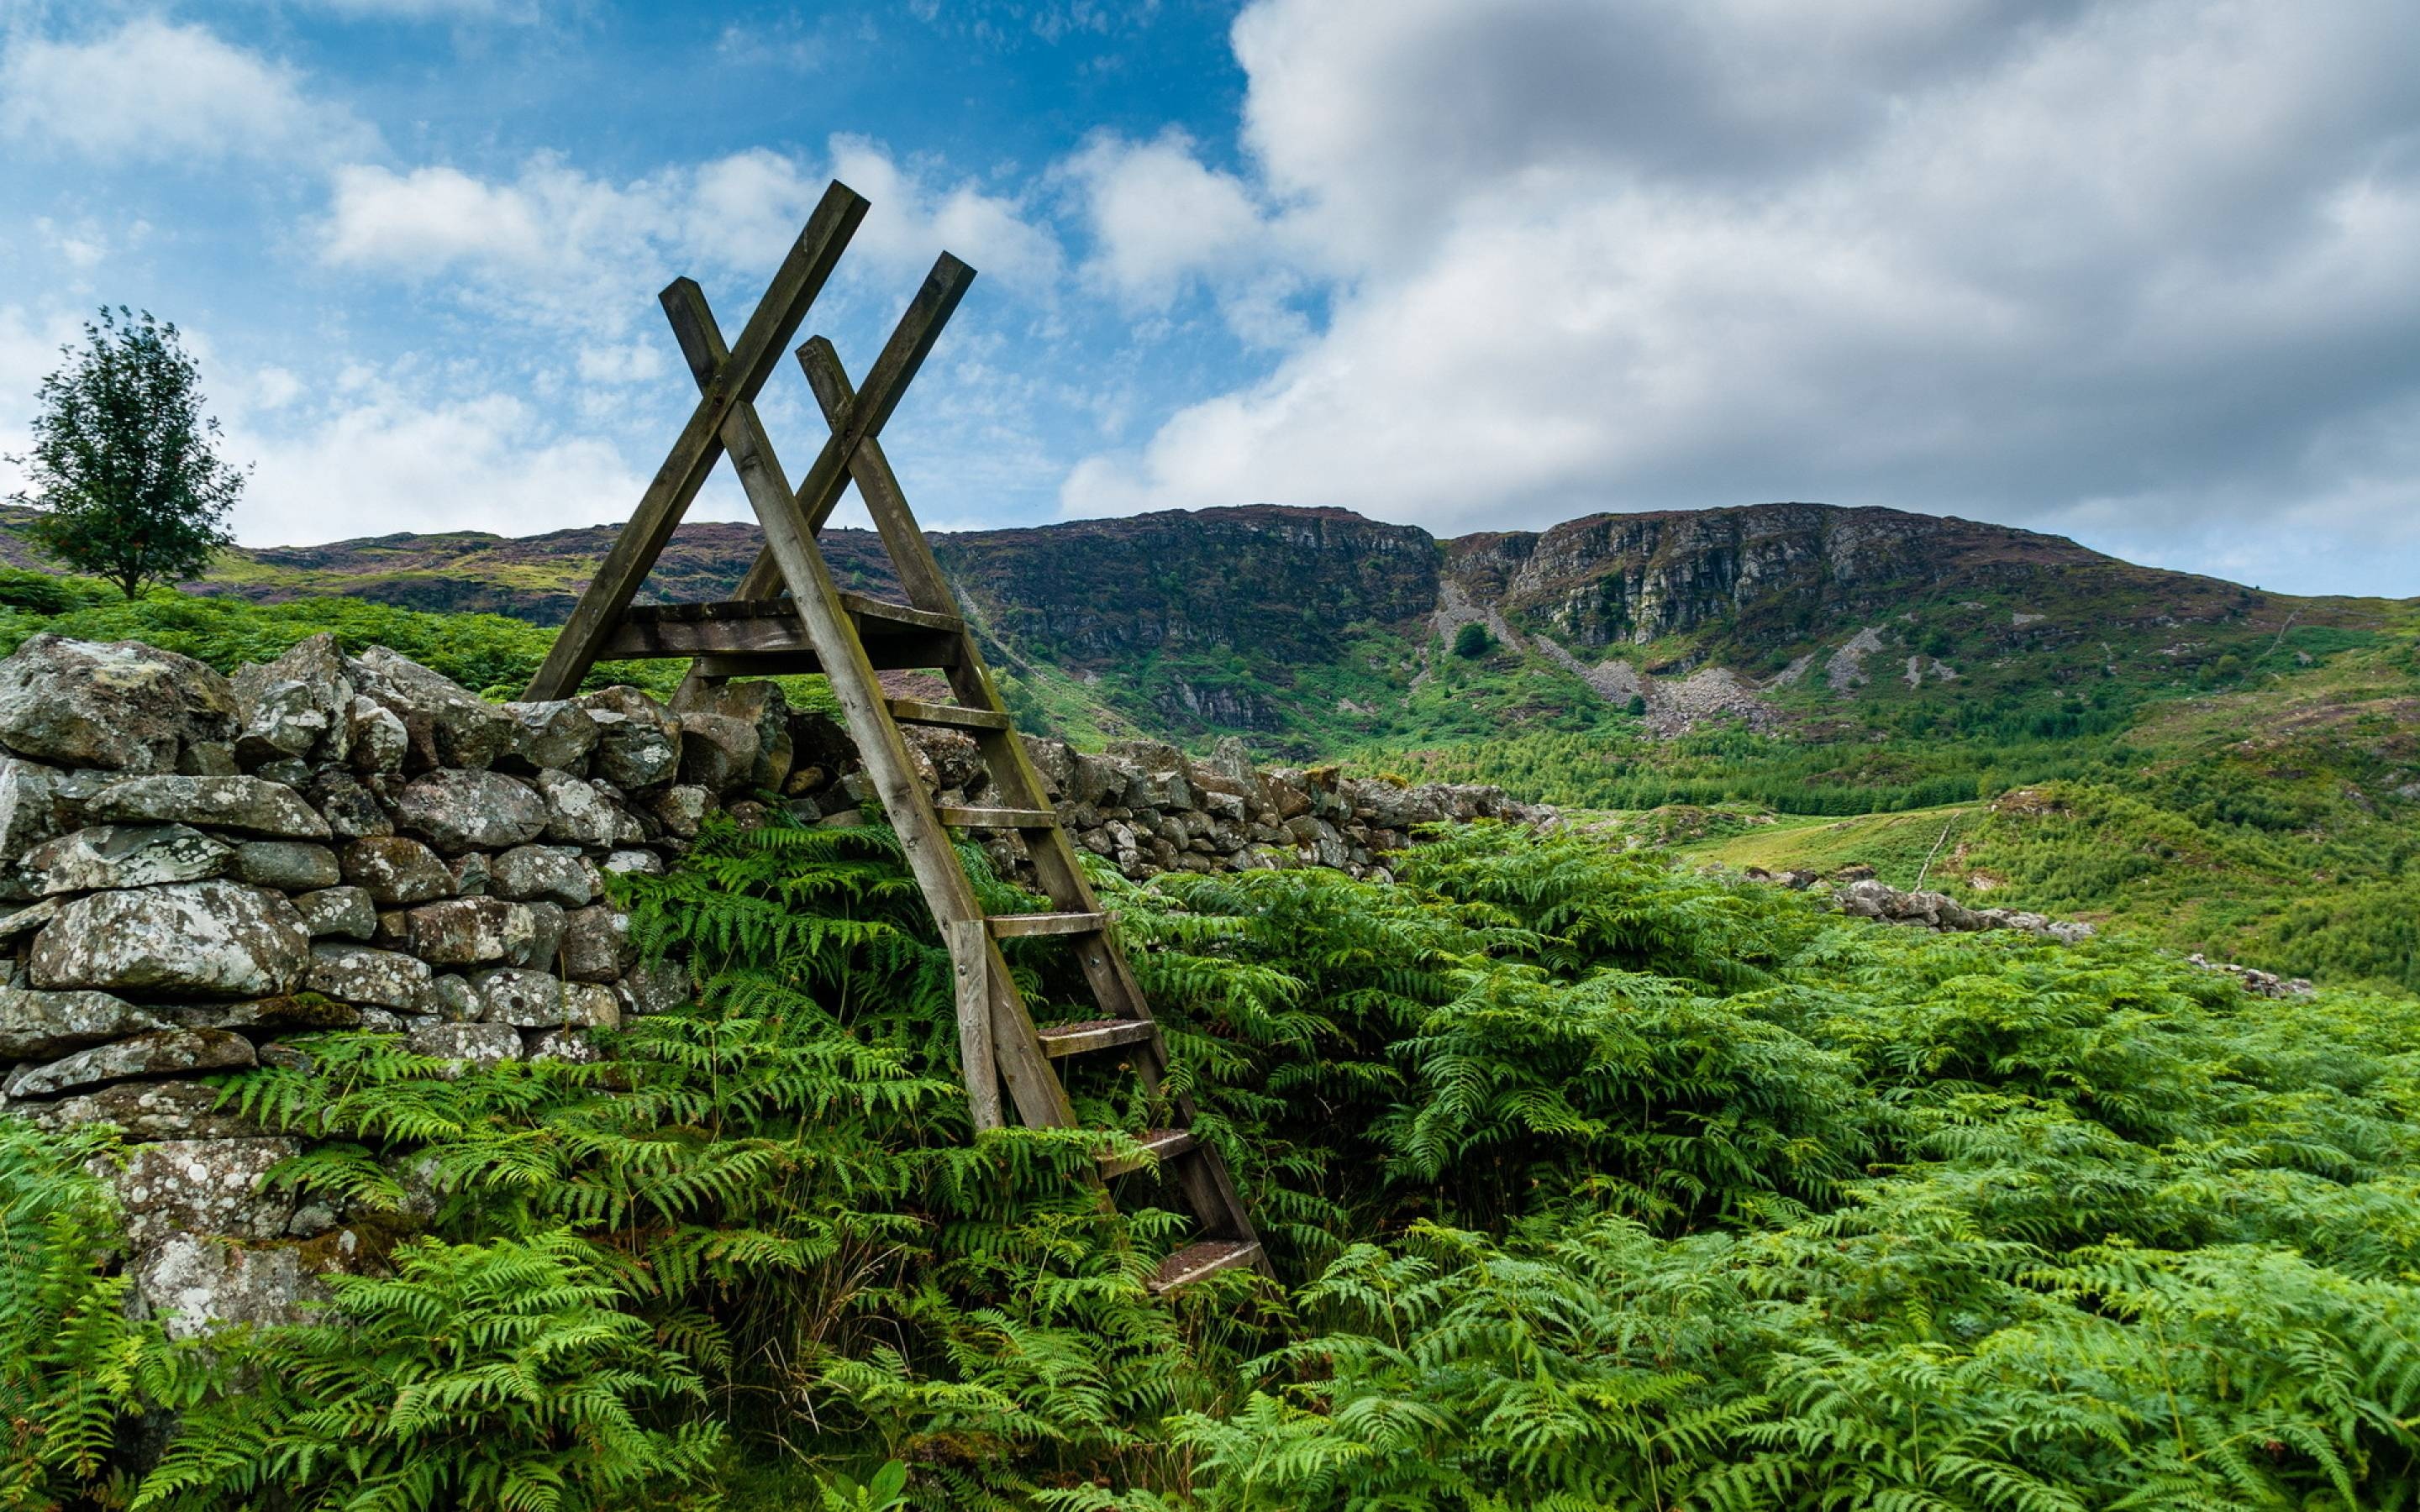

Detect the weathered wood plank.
xmin=1035 ymin=1018 xmax=1159 ymax=1059
xmin=886 ymin=697 xmax=1012 ymax=732
xmin=523 ymin=182 xmax=867 ymax=701
xmin=986 ymin=911 xmax=1108 ymax=938
xmin=1100 ymin=1128 xmax=1195 ymax=1179
xmin=946 ymin=918 xmax=1002 ymax=1131
xmin=1150 ymin=1240 xmax=1265 ymax=1294
xmin=934 ymin=806 xmax=1056 ymax=830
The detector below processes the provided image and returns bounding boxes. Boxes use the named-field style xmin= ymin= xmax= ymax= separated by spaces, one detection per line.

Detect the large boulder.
xmin=676 ymin=680 xmax=791 ymax=790
xmin=0 ymin=757 xmax=66 ymax=857
xmin=25 ymin=823 xmax=230 ymax=894
xmin=0 ymin=987 xmax=171 ymax=1060
xmin=136 ymin=1234 xmax=341 ymax=1341
xmin=348 ymin=648 xmax=523 ymax=770
xmin=231 ymin=633 xmax=354 ymax=765
xmin=0 ymin=634 xmax=238 ymax=774
xmin=5 ymin=1027 xmax=257 ymax=1100
xmin=578 ymin=687 xmax=681 ymax=790
xmin=394 ymin=769 xmax=547 ymax=853
xmin=676 ymin=712 xmax=760 ymax=793
xmin=27 ymin=880 xmax=311 ymax=998
xmin=85 ymin=775 xmax=332 ymax=839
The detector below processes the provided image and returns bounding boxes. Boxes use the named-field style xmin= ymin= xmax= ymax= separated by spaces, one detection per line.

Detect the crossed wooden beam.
xmin=523 ymin=180 xmax=974 ymax=701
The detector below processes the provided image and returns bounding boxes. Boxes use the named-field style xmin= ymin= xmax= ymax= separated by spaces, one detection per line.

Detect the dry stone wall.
xmin=0 ymin=631 xmax=1543 ymax=1334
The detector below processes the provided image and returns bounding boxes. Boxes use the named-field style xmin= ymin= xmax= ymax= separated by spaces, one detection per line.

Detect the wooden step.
xmin=600 ymin=595 xmax=960 ymax=671
xmin=1035 ymin=1017 xmax=1159 ymax=1058
xmin=887 ymin=697 xmax=1011 ymax=731
xmin=987 ymin=911 xmax=1108 ymax=938
xmin=1150 ymin=1239 xmax=1265 ymax=1293
xmin=934 ymin=805 xmax=1056 ymax=830
xmin=1100 ymin=1127 xmax=1194 ymax=1179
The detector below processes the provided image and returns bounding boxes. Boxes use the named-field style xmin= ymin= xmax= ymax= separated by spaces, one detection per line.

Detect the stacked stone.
xmin=1011 ymin=734 xmax=1541 ymax=883
xmin=0 ymin=633 xmax=795 ymax=1125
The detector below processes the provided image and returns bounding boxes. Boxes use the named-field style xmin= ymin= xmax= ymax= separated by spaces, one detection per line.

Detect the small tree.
xmin=1452 ymin=622 xmax=1491 ymax=659
xmin=7 ymin=307 xmax=242 ymax=600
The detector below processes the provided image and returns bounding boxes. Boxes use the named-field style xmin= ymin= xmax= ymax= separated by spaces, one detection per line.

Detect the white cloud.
xmin=0 ymin=17 xmax=373 ymax=163
xmin=1064 ymin=0 xmax=2420 ymax=594
xmin=229 ymin=385 xmax=648 ymax=546
xmin=1062 ymin=129 xmax=1269 ymax=305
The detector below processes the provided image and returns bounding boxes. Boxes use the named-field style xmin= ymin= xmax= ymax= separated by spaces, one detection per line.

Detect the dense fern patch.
xmin=10 ymin=816 xmax=2420 ymax=1507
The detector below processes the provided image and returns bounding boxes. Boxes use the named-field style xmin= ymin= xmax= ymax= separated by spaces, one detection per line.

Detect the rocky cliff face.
xmin=1444 ymin=502 xmax=2261 ymax=650
xmin=928 ymin=506 xmax=1438 ymax=664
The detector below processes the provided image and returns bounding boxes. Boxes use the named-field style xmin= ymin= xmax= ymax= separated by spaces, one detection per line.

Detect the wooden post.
xmin=946 ymin=918 xmax=1002 ymax=1130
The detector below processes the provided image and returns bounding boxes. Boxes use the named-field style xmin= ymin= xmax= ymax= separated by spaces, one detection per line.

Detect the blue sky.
xmin=3 ymin=0 xmax=2417 ymax=597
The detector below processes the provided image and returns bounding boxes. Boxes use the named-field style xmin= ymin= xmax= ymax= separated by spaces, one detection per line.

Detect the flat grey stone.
xmin=403 ymin=1020 xmax=521 ymax=1069
xmin=108 ymin=1137 xmax=297 ymax=1247
xmin=86 ymin=775 xmax=332 ymax=839
xmin=0 ymin=986 xmax=171 ymax=1059
xmin=339 ymin=837 xmax=455 ymax=905
xmin=471 ymin=967 xmax=565 ymax=1027
xmin=26 ymin=823 xmax=229 ymax=894
xmin=0 ymin=634 xmax=237 ymax=774
xmin=488 ymin=844 xmax=592 ymax=906
xmin=231 ymin=840 xmax=341 ymax=891
xmin=394 ymin=769 xmax=546 ymax=854
xmin=28 ymin=881 xmax=311 ymax=999
xmin=305 ymin=942 xmax=433 ymax=1010
xmin=7 ymin=1027 xmax=257 ymax=1100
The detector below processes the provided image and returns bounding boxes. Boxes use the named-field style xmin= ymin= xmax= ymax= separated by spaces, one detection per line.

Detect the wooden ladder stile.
xmin=527 ymin=182 xmax=1268 ymax=1294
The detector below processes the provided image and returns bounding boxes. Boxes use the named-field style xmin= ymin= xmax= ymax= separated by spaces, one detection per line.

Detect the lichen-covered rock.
xmin=676 ymin=711 xmax=760 ymax=793
xmin=489 ymin=844 xmax=592 ymax=906
xmin=404 ymin=1020 xmax=521 ymax=1068
xmin=645 ymin=785 xmax=713 ymax=838
xmin=602 ymin=848 xmax=663 ymax=877
xmin=108 ymin=1137 xmax=297 ymax=1247
xmin=516 ymin=900 xmax=566 ymax=971
xmin=28 ymin=881 xmax=310 ymax=998
xmin=165 ymin=994 xmax=362 ymax=1032
xmin=525 ymin=1027 xmax=602 ymax=1063
xmin=533 ymin=768 xmax=619 ymax=848
xmin=0 ymin=895 xmax=60 ymax=941
xmin=231 ymin=633 xmax=353 ymax=765
xmin=395 ymin=769 xmax=547 ymax=853
xmin=561 ymin=980 xmax=620 ymax=1030
xmin=502 ymin=700 xmax=598 ymax=770
xmin=401 ymin=896 xmax=534 ymax=966
xmin=448 ymin=851 xmax=490 ymax=897
xmin=417 ymin=974 xmax=480 ymax=1022
xmin=471 ymin=967 xmax=565 ymax=1026
xmin=339 ymin=836 xmax=456 ymax=905
xmin=0 ymin=987 xmax=171 ymax=1059
xmin=135 ymin=1233 xmax=342 ymax=1340
xmin=292 ymin=885 xmax=377 ymax=941
xmin=345 ymin=695 xmax=408 ymax=776
xmin=348 ymin=648 xmax=524 ymax=770
xmin=26 ymin=823 xmax=230 ymax=894
xmin=0 ymin=634 xmax=238 ymax=774
xmin=0 ymin=757 xmax=66 ymax=858
xmin=306 ymin=942 xmax=434 ymax=1010
xmin=6 ymin=1027 xmax=256 ymax=1100
xmin=6 ymin=1078 xmax=264 ymax=1140
xmin=559 ymin=906 xmax=632 ymax=983
xmin=616 ymin=958 xmax=691 ymax=1017
xmin=230 ymin=840 xmax=342 ymax=890
xmin=578 ymin=687 xmax=681 ymax=789
xmin=307 ymin=769 xmax=392 ymax=840
xmin=86 ymin=775 xmax=332 ymax=839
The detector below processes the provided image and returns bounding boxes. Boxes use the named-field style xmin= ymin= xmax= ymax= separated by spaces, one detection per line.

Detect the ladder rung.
xmin=988 ymin=911 xmax=1108 ymax=938
xmin=1100 ymin=1127 xmax=1195 ymax=1179
xmin=889 ymin=697 xmax=1011 ymax=731
xmin=935 ymin=805 xmax=1056 ymax=830
xmin=1036 ymin=1017 xmax=1159 ymax=1058
xmin=1150 ymin=1239 xmax=1265 ymax=1293
xmin=841 ymin=592 xmax=963 ymax=633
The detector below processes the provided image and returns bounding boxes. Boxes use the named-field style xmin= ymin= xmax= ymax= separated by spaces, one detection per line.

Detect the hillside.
xmin=2 ymin=498 xmax=2395 ymax=753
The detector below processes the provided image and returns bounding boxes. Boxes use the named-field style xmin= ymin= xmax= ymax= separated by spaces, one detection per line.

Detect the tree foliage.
xmin=8 ymin=309 xmax=243 ymax=600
